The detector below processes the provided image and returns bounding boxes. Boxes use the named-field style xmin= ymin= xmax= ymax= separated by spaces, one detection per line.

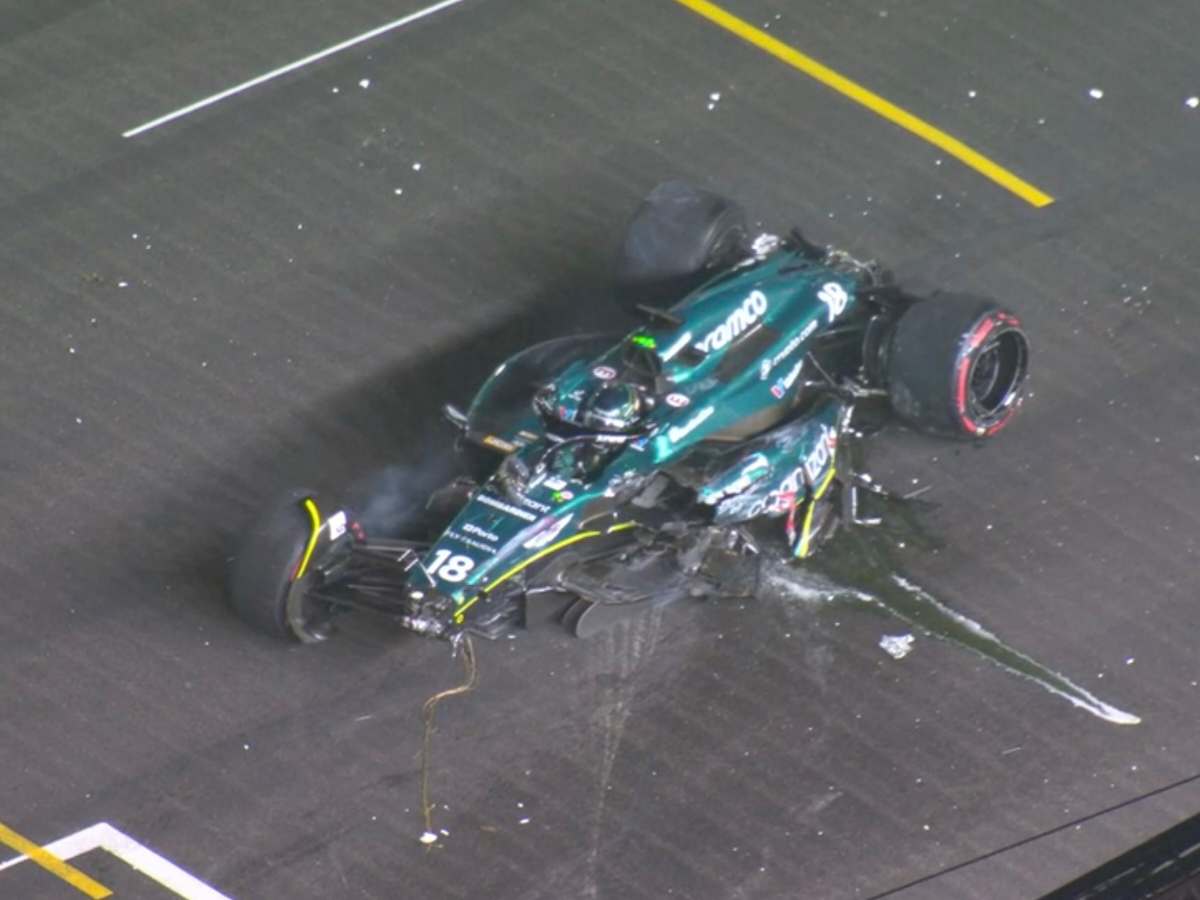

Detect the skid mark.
xmin=582 ymin=607 xmax=664 ymax=898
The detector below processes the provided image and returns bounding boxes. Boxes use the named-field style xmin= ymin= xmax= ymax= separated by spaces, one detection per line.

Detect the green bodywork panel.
xmin=415 ymin=248 xmax=860 ymax=617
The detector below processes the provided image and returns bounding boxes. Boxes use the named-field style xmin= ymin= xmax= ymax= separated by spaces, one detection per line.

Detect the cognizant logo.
xmin=694 ymin=290 xmax=768 ymax=353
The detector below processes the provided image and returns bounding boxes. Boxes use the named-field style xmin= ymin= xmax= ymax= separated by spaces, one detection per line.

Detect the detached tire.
xmin=614 ymin=181 xmax=746 ymax=310
xmin=228 ymin=488 xmax=333 ymax=642
xmin=887 ymin=294 xmax=1029 ymax=438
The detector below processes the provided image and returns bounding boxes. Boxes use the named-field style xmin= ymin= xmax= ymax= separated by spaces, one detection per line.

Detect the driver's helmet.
xmin=579 ymin=382 xmax=645 ymax=433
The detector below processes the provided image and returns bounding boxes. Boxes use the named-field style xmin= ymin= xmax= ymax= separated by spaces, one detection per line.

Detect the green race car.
xmin=229 ymin=182 xmax=1029 ymax=644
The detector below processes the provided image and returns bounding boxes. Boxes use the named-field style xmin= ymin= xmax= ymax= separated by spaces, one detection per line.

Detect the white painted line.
xmin=0 ymin=823 xmax=107 ymax=872
xmin=123 ymin=0 xmax=470 ymax=138
xmin=0 ymin=822 xmax=232 ymax=900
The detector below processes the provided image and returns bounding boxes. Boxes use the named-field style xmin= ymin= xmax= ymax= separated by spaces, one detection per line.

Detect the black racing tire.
xmin=614 ymin=180 xmax=746 ymax=311
xmin=228 ymin=488 xmax=334 ymax=642
xmin=886 ymin=294 xmax=1029 ymax=439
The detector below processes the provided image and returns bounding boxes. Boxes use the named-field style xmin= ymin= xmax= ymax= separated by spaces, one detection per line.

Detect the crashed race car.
xmin=229 ymin=181 xmax=1030 ymax=644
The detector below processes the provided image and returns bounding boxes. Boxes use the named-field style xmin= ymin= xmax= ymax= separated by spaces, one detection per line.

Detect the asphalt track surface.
xmin=4 ymin=1 xmax=1200 ymax=897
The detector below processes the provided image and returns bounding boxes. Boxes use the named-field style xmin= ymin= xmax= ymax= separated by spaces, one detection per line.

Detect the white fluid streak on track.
xmin=123 ymin=0 xmax=469 ymax=138
xmin=888 ymin=575 xmax=1141 ymax=726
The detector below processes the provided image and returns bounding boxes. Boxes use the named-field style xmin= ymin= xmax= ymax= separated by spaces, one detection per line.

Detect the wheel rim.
xmin=965 ymin=326 xmax=1028 ymax=429
xmin=285 ymin=574 xmax=335 ymax=643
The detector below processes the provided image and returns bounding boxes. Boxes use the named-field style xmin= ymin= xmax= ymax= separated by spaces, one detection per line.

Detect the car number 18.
xmin=427 ymin=549 xmax=475 ymax=582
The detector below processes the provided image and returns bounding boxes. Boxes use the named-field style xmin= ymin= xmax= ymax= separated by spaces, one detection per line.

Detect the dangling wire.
xmin=419 ymin=636 xmax=478 ymax=844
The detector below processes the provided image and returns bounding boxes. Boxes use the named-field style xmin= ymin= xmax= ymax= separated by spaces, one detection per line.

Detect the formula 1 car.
xmin=229 ymin=182 xmax=1029 ymax=644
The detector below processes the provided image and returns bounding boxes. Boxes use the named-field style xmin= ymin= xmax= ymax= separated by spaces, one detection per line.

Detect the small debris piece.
xmin=880 ymin=634 xmax=915 ymax=659
xmin=1088 ymin=88 xmax=1104 ymax=100
xmin=419 ymin=832 xmax=438 ymax=845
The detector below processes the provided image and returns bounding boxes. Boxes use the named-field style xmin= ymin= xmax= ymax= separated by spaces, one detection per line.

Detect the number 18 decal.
xmin=427 ymin=548 xmax=475 ymax=582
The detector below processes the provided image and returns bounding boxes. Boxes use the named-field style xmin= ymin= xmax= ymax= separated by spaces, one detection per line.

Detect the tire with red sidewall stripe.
xmin=886 ymin=294 xmax=1029 ymax=439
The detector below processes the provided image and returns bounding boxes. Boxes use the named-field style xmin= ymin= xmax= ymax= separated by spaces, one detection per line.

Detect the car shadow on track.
xmin=124 ymin=253 xmax=636 ymax=632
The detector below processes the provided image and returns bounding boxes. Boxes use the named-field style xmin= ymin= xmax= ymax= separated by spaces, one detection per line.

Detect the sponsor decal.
xmin=717 ymin=492 xmax=769 ymax=521
xmin=777 ymin=424 xmax=837 ymax=503
xmin=592 ymin=365 xmax=617 ymax=380
xmin=661 ymin=331 xmax=694 ymax=362
xmin=462 ymin=522 xmax=500 ymax=543
xmin=666 ymin=405 xmax=714 ymax=443
xmin=766 ymin=336 xmax=801 ymax=377
xmin=744 ymin=453 xmax=771 ymax=478
xmin=694 ymin=290 xmax=768 ymax=353
xmin=543 ymin=476 xmax=568 ymax=491
xmin=761 ymin=323 xmax=816 ymax=381
xmin=482 ymin=434 xmax=516 ymax=453
xmin=477 ymin=492 xmax=537 ymax=522
xmin=817 ymin=282 xmax=850 ymax=322
xmin=702 ymin=453 xmax=770 ymax=504
xmin=327 ymin=510 xmax=347 ymax=541
xmin=551 ymin=489 xmax=574 ymax=503
xmin=516 ymin=494 xmax=552 ymax=514
xmin=447 ymin=531 xmax=497 ymax=555
xmin=771 ymin=358 xmax=805 ymax=397
xmin=716 ymin=426 xmax=837 ymax=520
xmin=761 ymin=321 xmax=820 ymax=380
xmin=523 ymin=514 xmax=573 ymax=550
xmin=665 ymin=392 xmax=690 ymax=408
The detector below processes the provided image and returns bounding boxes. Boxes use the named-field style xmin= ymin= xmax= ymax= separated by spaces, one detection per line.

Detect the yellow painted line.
xmin=670 ymin=0 xmax=1054 ymax=208
xmin=0 ymin=821 xmax=111 ymax=898
xmin=294 ymin=497 xmax=323 ymax=580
